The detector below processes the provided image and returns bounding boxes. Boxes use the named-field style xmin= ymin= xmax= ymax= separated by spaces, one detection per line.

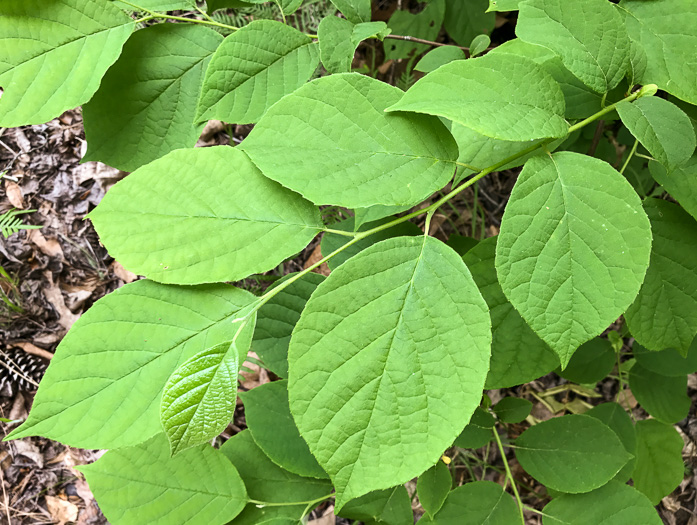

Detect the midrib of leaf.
xmin=88 ymin=471 xmax=236 ymax=499
xmin=103 ymin=210 xmax=321 ymax=229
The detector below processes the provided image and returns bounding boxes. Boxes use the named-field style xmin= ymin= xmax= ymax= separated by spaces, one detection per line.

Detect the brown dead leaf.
xmin=110 ymin=261 xmax=137 ymax=283
xmin=72 ymin=161 xmax=124 ymax=188
xmin=197 ymin=120 xmax=225 ymax=146
xmin=42 ymin=271 xmax=79 ymax=330
xmin=45 ymin=495 xmax=78 ymax=525
xmin=239 ymin=351 xmax=270 ymax=391
xmin=304 ymin=244 xmax=330 ymax=276
xmin=29 ymin=229 xmax=64 ymax=258
xmin=9 ymin=392 xmax=27 ymax=421
xmin=4 ymin=180 xmax=25 ymax=209
xmin=11 ymin=440 xmax=44 ymax=468
xmin=308 ymin=506 xmax=336 ymax=525
xmin=12 ymin=128 xmax=31 ymax=153
xmin=12 ymin=342 xmax=53 ymax=361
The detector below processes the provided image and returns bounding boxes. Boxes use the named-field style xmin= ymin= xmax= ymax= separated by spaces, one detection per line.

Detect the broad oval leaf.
xmin=585 ymin=402 xmax=636 ymax=482
xmin=515 ymin=415 xmax=632 ymax=494
xmin=416 ymin=461 xmax=451 ymax=517
xmin=161 ymin=327 xmax=255 ymax=455
xmin=82 ymin=24 xmax=222 ymax=172
xmin=288 ymin=236 xmax=491 ymax=508
xmin=628 ymin=363 xmax=690 ymax=424
xmin=318 ymin=18 xmax=389 ymax=74
xmin=633 ymin=339 xmax=697 ymax=377
xmin=240 ymin=73 xmax=458 ymax=208
xmin=463 ymin=236 xmax=559 ymax=388
xmin=492 ymin=397 xmax=533 ymax=424
xmin=338 ymin=486 xmax=413 ymax=525
xmin=329 ymin=0 xmax=371 ymax=24
xmin=633 ymin=419 xmax=684 ymax=504
xmin=6 ymin=280 xmax=254 ymax=449
xmin=220 ymin=430 xmax=332 ymax=525
xmin=621 ymin=0 xmax=697 ymax=104
xmin=649 ymin=157 xmax=697 ymax=222
xmin=196 ymin=20 xmax=319 ymax=125
xmin=625 ymin=199 xmax=697 ymax=355
xmin=516 ymin=0 xmax=630 ymax=93
xmin=88 ymin=147 xmax=323 ymax=284
xmin=240 ymin=380 xmax=327 ymax=479
xmin=78 ymin=433 xmax=247 ymax=525
xmin=386 ymin=53 xmax=568 ymax=142
xmin=496 ymin=152 xmax=652 ymax=367
xmin=542 ymin=481 xmax=662 ymax=525
xmin=0 ymin=0 xmax=134 ymax=126
xmin=426 ymin=481 xmax=519 ymax=524
xmin=385 ymin=0 xmax=445 ymax=61
xmin=443 ymin=0 xmax=494 ymax=47
xmin=617 ymin=97 xmax=696 ymax=170
xmin=556 ymin=337 xmax=615 ymax=384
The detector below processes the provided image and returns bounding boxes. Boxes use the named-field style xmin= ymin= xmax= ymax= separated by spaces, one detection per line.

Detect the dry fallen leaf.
xmin=45 ymin=495 xmax=79 ymax=525
xmin=239 ymin=351 xmax=270 ymax=391
xmin=29 ymin=229 xmax=64 ymax=259
xmin=4 ymin=180 xmax=25 ymax=209
xmin=11 ymin=440 xmax=44 ymax=469
xmin=42 ymin=271 xmax=79 ymax=330
xmin=11 ymin=342 xmax=53 ymax=361
xmin=304 ymin=243 xmax=330 ymax=276
xmin=110 ymin=260 xmax=137 ymax=283
xmin=308 ymin=506 xmax=336 ymax=525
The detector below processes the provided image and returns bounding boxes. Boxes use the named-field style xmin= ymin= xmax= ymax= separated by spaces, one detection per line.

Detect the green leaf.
xmin=206 ymin=0 xmax=260 ymax=12
xmin=88 ymin=147 xmax=322 ymax=285
xmin=446 ymin=235 xmax=478 ymax=256
xmin=318 ymin=18 xmax=388 ymax=74
xmin=288 ymin=236 xmax=491 ymax=508
xmin=82 ymin=24 xmax=222 ymax=172
xmin=354 ymin=204 xmax=412 ymax=231
xmin=112 ymin=0 xmax=195 ymax=9
xmin=617 ymin=97 xmax=696 ymax=170
xmin=279 ymin=0 xmax=304 ymax=15
xmin=516 ymin=0 xmax=629 ymax=93
xmin=453 ymin=407 xmax=495 ymax=449
xmin=633 ymin=419 xmax=684 ymax=504
xmin=628 ymin=364 xmax=689 ymax=424
xmin=496 ymin=152 xmax=652 ymax=367
xmin=385 ymin=0 xmax=445 ymax=61
xmin=620 ymin=0 xmax=697 ymax=104
xmin=252 ymin=273 xmax=325 ymax=378
xmin=556 ymin=338 xmax=615 ymax=384
xmin=387 ymin=53 xmax=568 ymax=142
xmin=463 ymin=236 xmax=559 ymax=388
xmin=444 ymin=0 xmax=494 ymax=47
xmin=417 ymin=461 xmax=451 ymax=517
xmin=625 ymin=199 xmax=697 ymax=355
xmin=78 ymin=434 xmax=247 ymax=525
xmin=541 ymin=481 xmax=662 ymax=525
xmin=240 ymin=380 xmax=327 ymax=479
xmin=196 ymin=20 xmax=319 ymax=125
xmin=321 ymin=216 xmax=422 ymax=270
xmin=161 ymin=329 xmax=254 ymax=455
xmin=6 ymin=280 xmax=254 ymax=449
xmin=487 ymin=0 xmax=519 ymax=12
xmin=633 ymin=339 xmax=697 ymax=377
xmin=585 ymin=402 xmax=636 ymax=482
xmin=240 ymin=73 xmax=458 ymax=208
xmin=649 ymin=157 xmax=697 ymax=222
xmin=515 ymin=414 xmax=632 ymax=493
xmin=0 ymin=0 xmax=134 ymax=127
xmin=220 ymin=430 xmax=332 ymax=525
xmin=414 ymin=46 xmax=466 ymax=73
xmin=492 ymin=397 xmax=532 ymax=424
xmin=469 ymin=34 xmax=491 ymax=58
xmin=339 ymin=486 xmax=413 ymax=525
xmin=329 ymin=0 xmax=371 ymax=24
xmin=427 ymin=481 xmax=519 ymax=524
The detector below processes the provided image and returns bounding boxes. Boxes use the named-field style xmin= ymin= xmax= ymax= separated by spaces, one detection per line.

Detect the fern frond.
xmin=0 ymin=209 xmax=41 ymax=239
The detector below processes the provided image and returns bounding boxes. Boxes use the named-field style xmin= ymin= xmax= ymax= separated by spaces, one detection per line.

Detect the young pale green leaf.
xmin=6 ymin=281 xmax=254 ymax=449
xmin=82 ymin=24 xmax=222 ymax=172
xmin=240 ymin=73 xmax=458 ymax=208
xmin=649 ymin=157 xmax=697 ymax=221
xmin=516 ymin=0 xmax=629 ymax=93
xmin=633 ymin=419 xmax=684 ymax=504
xmin=240 ymin=380 xmax=327 ymax=479
xmin=425 ymin=481 xmax=519 ymax=524
xmin=633 ymin=339 xmax=697 ymax=377
xmin=339 ymin=486 xmax=413 ymax=525
xmin=78 ymin=434 xmax=247 ymax=525
xmin=487 ymin=0 xmax=520 ymax=11
xmin=541 ymin=481 xmax=662 ymax=525
xmin=585 ymin=402 xmax=636 ymax=482
xmin=252 ymin=273 xmax=325 ymax=378
xmin=112 ymin=0 xmax=194 ymax=9
xmin=329 ymin=0 xmax=372 ymax=24
xmin=556 ymin=338 xmax=615 ymax=384
xmin=195 ymin=20 xmax=319 ymax=125
xmin=387 ymin=53 xmax=568 ymax=142
xmin=617 ymin=97 xmax=696 ymax=170
xmin=207 ymin=0 xmax=261 ymax=12
xmin=220 ymin=430 xmax=332 ymax=525
xmin=321 ymin=216 xmax=422 ymax=270
xmin=444 ymin=0 xmax=494 ymax=47
xmin=161 ymin=327 xmax=254 ymax=455
xmin=0 ymin=0 xmax=134 ymax=127
xmin=463 ymin=237 xmax=559 ymax=389
xmin=318 ymin=17 xmax=388 ymax=74
xmin=414 ymin=46 xmax=466 ymax=73
xmin=416 ymin=461 xmax=451 ymax=517
xmin=453 ymin=407 xmax=495 ymax=449
xmin=492 ymin=397 xmax=533 ymax=424
xmin=620 ymin=0 xmax=697 ymax=104
xmin=88 ymin=147 xmax=322 ymax=284
xmin=353 ymin=204 xmax=412 ymax=231
xmin=496 ymin=152 xmax=652 ymax=367
xmin=628 ymin=364 xmax=689 ymax=424
xmin=385 ymin=0 xmax=445 ymax=60
xmin=288 ymin=236 xmax=491 ymax=508
xmin=469 ymin=34 xmax=491 ymax=58
xmin=515 ymin=415 xmax=632 ymax=493
xmin=625 ymin=199 xmax=697 ymax=355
